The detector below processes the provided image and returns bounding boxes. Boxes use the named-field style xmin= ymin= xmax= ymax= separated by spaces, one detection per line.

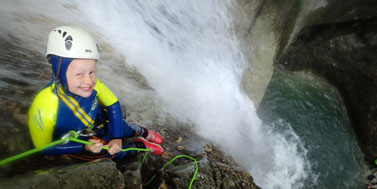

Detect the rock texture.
xmin=276 ymin=8 xmax=377 ymax=161
xmin=0 ymin=123 xmax=259 ymax=189
xmin=234 ymin=0 xmax=296 ymax=107
xmin=0 ymin=159 xmax=125 ymax=189
xmin=137 ymin=124 xmax=259 ymax=189
xmin=235 ymin=0 xmax=377 ymax=162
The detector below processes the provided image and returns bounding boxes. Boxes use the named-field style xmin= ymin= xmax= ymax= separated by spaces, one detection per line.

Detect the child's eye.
xmin=76 ymin=73 xmax=83 ymax=77
xmin=89 ymin=71 xmax=96 ymax=75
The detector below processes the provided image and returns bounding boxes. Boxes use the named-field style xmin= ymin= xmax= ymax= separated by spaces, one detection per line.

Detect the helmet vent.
xmin=65 ymin=35 xmax=73 ymax=41
xmin=58 ymin=30 xmax=61 ymax=34
xmin=65 ymin=41 xmax=72 ymax=50
xmin=64 ymin=35 xmax=73 ymax=50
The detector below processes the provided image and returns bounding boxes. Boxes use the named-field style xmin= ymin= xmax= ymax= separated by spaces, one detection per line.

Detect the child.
xmin=28 ymin=26 xmax=163 ymax=160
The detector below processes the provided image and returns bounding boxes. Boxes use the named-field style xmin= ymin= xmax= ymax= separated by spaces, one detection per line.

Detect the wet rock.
xmin=0 ymin=100 xmax=28 ymax=123
xmin=158 ymin=181 xmax=168 ymax=189
xmin=0 ymin=100 xmax=24 ymax=115
xmin=161 ymin=151 xmax=173 ymax=159
xmin=139 ymin=125 xmax=260 ymax=189
xmin=204 ymin=144 xmax=212 ymax=153
xmin=117 ymin=155 xmax=143 ymax=189
xmin=0 ymin=38 xmax=49 ymax=169
xmin=176 ymin=145 xmax=185 ymax=151
xmin=278 ymin=16 xmax=377 ymax=161
xmin=175 ymin=136 xmax=183 ymax=143
xmin=25 ymin=51 xmax=40 ymax=60
xmin=0 ymin=159 xmax=124 ymax=189
xmin=155 ymin=152 xmax=259 ymax=189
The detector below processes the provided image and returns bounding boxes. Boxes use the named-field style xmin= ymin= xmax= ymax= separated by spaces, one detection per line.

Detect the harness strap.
xmin=56 ymin=85 xmax=95 ymax=128
xmin=68 ymin=153 xmax=114 ymax=161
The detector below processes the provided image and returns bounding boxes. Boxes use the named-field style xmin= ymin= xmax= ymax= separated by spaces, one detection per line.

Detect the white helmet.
xmin=46 ymin=26 xmax=99 ymax=59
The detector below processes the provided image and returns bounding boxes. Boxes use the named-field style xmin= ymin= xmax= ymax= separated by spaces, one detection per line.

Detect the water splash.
xmin=78 ymin=1 xmax=313 ymax=188
xmin=0 ymin=1 xmax=313 ymax=188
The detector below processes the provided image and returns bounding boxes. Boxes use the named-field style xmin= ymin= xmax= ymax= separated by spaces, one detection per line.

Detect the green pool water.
xmin=258 ymin=69 xmax=369 ymax=188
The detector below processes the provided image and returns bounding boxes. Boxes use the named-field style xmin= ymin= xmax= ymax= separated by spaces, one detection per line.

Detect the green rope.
xmin=0 ymin=138 xmax=68 ymax=167
xmin=66 ymin=136 xmax=151 ymax=166
xmin=0 ymin=131 xmax=151 ymax=167
xmin=143 ymin=154 xmax=199 ymax=189
xmin=0 ymin=130 xmax=198 ymax=189
xmin=67 ymin=135 xmax=198 ymax=188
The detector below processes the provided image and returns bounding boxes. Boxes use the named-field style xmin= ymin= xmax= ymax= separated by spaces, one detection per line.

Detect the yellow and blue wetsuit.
xmin=28 ymin=79 xmax=134 ymax=158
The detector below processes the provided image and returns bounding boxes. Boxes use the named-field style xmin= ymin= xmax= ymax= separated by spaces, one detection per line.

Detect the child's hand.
xmin=104 ymin=139 xmax=122 ymax=155
xmin=85 ymin=139 xmax=103 ymax=153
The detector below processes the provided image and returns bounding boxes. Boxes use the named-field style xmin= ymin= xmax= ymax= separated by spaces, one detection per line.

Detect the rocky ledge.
xmin=0 ymin=121 xmax=259 ymax=189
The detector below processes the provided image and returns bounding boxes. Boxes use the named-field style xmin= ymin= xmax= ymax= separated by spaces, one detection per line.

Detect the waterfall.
xmin=0 ymin=1 xmax=313 ymax=188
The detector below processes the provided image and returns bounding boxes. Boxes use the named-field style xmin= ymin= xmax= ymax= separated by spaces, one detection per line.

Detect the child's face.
xmin=66 ymin=59 xmax=97 ymax=97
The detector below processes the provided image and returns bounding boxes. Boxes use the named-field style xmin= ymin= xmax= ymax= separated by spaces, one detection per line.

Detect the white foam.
xmin=0 ymin=1 xmax=313 ymax=188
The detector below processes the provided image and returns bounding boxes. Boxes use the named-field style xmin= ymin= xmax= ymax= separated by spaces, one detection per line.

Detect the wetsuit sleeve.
xmin=94 ymin=79 xmax=118 ymax=106
xmin=94 ymin=79 xmax=123 ymax=138
xmin=28 ymin=87 xmax=58 ymax=148
xmin=28 ymin=86 xmax=84 ymax=155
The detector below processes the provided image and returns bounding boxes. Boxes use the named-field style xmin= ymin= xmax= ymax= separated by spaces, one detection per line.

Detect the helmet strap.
xmin=53 ymin=57 xmax=63 ymax=84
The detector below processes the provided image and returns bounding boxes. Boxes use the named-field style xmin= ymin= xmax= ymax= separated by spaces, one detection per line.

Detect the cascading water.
xmin=79 ymin=1 xmax=313 ymax=188
xmin=1 ymin=1 xmax=318 ymax=188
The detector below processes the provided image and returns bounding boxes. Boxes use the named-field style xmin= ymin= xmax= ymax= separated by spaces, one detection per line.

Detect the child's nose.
xmin=83 ymin=75 xmax=93 ymax=84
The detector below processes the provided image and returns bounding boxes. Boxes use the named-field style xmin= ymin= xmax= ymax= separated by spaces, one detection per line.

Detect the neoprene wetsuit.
xmin=28 ymin=79 xmax=134 ymax=159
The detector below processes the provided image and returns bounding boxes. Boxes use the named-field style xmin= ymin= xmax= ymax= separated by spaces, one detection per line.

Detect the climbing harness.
xmin=56 ymin=85 xmax=95 ymax=128
xmin=0 ymin=130 xmax=198 ymax=189
xmin=76 ymin=127 xmax=97 ymax=137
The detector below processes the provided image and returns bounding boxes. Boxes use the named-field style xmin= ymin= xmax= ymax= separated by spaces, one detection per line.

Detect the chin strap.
xmin=53 ymin=56 xmax=63 ymax=85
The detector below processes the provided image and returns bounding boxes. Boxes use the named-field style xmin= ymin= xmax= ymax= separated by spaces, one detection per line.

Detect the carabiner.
xmin=60 ymin=131 xmax=77 ymax=145
xmin=77 ymin=129 xmax=96 ymax=137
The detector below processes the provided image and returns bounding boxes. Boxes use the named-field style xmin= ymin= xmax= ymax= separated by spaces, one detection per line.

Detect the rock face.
xmin=131 ymin=125 xmax=259 ymax=189
xmin=234 ymin=0 xmax=296 ymax=107
xmin=232 ymin=0 xmax=377 ymax=161
xmin=0 ymin=159 xmax=125 ymax=189
xmin=234 ymin=0 xmax=377 ymax=161
xmin=275 ymin=7 xmax=377 ymax=160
